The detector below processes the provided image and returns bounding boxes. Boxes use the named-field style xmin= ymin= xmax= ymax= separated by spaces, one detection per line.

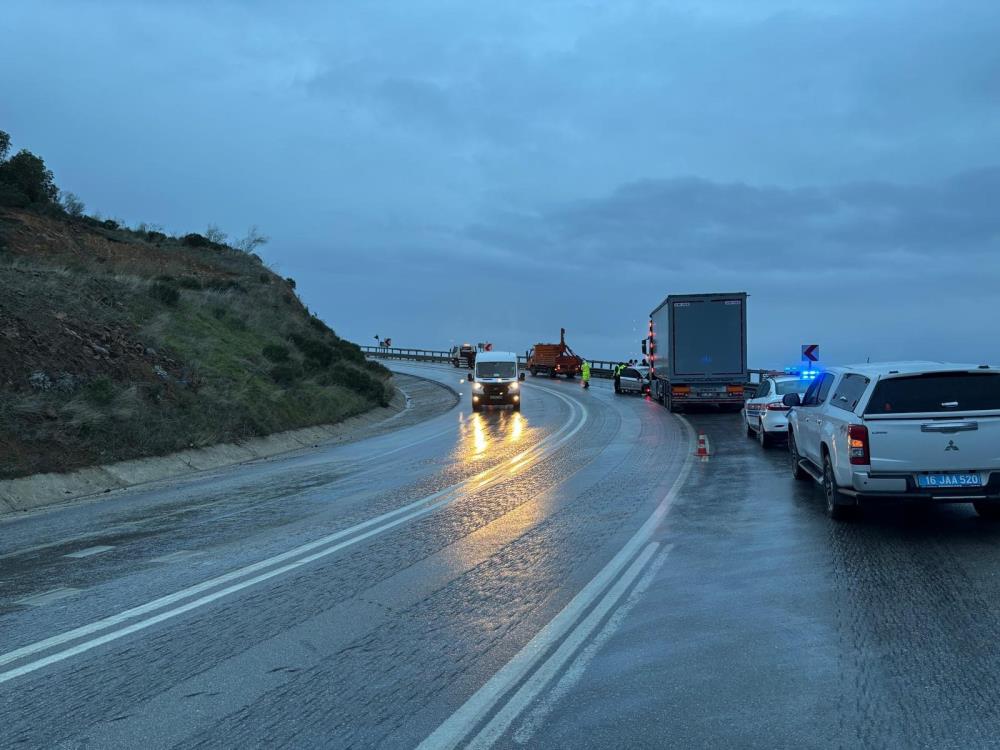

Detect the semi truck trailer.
xmin=646 ymin=292 xmax=748 ymax=413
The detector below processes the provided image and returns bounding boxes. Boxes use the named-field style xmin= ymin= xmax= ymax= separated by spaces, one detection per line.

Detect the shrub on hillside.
xmin=289 ymin=333 xmax=336 ymax=368
xmin=181 ymin=233 xmax=210 ymax=248
xmin=84 ymin=376 xmax=116 ymax=406
xmin=325 ymin=367 xmax=391 ymax=406
xmin=149 ymin=282 xmax=180 ymax=306
xmin=262 ymin=344 xmax=290 ymax=363
xmin=269 ymin=363 xmax=302 ymax=386
xmin=307 ymin=315 xmax=331 ymax=335
xmin=177 ymin=277 xmax=203 ymax=290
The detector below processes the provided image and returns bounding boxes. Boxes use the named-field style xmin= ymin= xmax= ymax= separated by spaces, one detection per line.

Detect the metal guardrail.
xmin=364 ymin=346 xmax=776 ymax=387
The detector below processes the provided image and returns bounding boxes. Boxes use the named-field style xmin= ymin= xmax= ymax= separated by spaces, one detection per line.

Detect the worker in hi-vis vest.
xmin=614 ymin=362 xmax=625 ymax=393
xmin=581 ymin=360 xmax=591 ymax=389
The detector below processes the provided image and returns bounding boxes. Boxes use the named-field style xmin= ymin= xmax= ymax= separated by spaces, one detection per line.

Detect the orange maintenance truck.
xmin=527 ymin=328 xmax=583 ymax=379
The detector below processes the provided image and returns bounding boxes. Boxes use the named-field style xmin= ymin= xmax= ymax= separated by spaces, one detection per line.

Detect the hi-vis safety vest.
xmin=582 ymin=361 xmax=591 ymax=378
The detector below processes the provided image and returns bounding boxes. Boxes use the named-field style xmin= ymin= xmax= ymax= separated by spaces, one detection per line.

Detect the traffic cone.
xmin=695 ymin=433 xmax=710 ymax=458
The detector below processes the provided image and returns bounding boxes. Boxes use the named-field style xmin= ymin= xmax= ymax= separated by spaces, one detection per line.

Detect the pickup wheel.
xmin=511 ymin=401 xmax=521 ymax=412
xmin=472 ymin=402 xmax=482 ymax=413
xmin=973 ymin=502 xmax=1000 ymax=520
xmin=823 ymin=454 xmax=855 ymax=521
xmin=789 ymin=431 xmax=809 ymax=481
xmin=745 ymin=418 xmax=754 ymax=438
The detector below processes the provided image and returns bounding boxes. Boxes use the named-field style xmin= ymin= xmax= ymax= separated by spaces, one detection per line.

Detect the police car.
xmin=743 ymin=371 xmax=813 ymax=447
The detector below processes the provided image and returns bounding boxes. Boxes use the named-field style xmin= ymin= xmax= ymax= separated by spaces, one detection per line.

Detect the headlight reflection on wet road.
xmin=460 ymin=411 xmax=530 ymax=464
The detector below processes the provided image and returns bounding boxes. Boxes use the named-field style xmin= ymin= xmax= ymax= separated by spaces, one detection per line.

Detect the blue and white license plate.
xmin=917 ymin=473 xmax=983 ymax=488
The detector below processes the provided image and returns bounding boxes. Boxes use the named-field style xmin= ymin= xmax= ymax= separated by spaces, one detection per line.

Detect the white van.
xmin=468 ymin=351 xmax=525 ymax=412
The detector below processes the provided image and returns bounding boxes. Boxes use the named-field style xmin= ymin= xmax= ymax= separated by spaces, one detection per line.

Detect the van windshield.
xmin=476 ymin=361 xmax=516 ymax=379
xmin=865 ymin=372 xmax=1000 ymax=414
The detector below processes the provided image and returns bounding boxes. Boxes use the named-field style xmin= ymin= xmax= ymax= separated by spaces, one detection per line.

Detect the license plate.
xmin=917 ymin=473 xmax=983 ymax=488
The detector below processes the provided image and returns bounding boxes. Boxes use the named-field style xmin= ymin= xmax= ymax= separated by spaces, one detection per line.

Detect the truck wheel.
xmin=565 ymin=373 xmax=575 ymax=380
xmin=530 ymin=367 xmax=538 ymax=377
xmin=789 ymin=431 xmax=809 ymax=481
xmin=823 ymin=454 xmax=855 ymax=520
xmin=973 ymin=502 xmax=1000 ymax=519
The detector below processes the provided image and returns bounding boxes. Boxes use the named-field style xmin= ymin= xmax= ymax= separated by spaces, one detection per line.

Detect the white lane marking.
xmin=150 ymin=550 xmax=204 ymax=564
xmin=0 ymin=384 xmax=587 ymax=683
xmin=465 ymin=543 xmax=660 ymax=749
xmin=16 ymin=588 xmax=81 ymax=607
xmin=63 ymin=545 xmax=115 ymax=559
xmin=512 ymin=545 xmax=673 ymax=745
xmin=418 ymin=415 xmax=695 ymax=750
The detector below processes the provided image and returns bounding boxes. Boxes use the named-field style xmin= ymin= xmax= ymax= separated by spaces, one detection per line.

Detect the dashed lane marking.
xmin=16 ymin=588 xmax=81 ymax=607
xmin=64 ymin=546 xmax=115 ymax=559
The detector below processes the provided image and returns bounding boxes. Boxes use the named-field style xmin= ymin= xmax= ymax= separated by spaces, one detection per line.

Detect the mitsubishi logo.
xmin=945 ymin=440 xmax=959 ymax=452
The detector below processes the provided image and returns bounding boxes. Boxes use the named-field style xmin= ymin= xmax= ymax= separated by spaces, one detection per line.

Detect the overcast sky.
xmin=3 ymin=0 xmax=999 ymax=366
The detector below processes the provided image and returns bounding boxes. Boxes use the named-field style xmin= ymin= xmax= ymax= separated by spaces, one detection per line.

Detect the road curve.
xmin=0 ymin=363 xmax=692 ymax=748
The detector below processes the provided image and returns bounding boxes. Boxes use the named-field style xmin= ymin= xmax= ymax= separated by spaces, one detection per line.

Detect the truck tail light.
xmin=848 ymin=425 xmax=870 ymax=465
xmin=766 ymin=401 xmax=788 ymax=411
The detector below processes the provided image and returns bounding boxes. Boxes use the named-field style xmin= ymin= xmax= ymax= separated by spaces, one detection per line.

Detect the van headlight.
xmin=508 ymin=382 xmax=519 ymax=391
xmin=473 ymin=382 xmax=484 ymax=392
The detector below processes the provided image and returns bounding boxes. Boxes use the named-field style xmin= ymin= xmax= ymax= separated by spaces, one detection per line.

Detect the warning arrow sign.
xmin=802 ymin=344 xmax=819 ymax=363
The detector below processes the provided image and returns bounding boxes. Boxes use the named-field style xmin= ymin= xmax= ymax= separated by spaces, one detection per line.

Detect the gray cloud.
xmin=3 ymin=0 xmax=1000 ymax=365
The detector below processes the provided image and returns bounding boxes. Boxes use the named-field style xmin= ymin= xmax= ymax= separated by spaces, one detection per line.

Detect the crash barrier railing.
xmin=363 ymin=346 xmax=775 ymax=388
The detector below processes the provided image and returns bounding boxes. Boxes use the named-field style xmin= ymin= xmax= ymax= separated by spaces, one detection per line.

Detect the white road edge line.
xmin=417 ymin=415 xmax=695 ymax=750
xmin=0 ymin=380 xmax=586 ymax=682
xmin=512 ymin=544 xmax=673 ymax=745
xmin=466 ymin=542 xmax=661 ymax=749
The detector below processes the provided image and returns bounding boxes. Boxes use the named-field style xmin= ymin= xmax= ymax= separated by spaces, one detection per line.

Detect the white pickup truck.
xmin=784 ymin=362 xmax=1000 ymax=520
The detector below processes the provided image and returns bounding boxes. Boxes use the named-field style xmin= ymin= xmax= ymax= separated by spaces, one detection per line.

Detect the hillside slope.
xmin=0 ymin=208 xmax=391 ymax=479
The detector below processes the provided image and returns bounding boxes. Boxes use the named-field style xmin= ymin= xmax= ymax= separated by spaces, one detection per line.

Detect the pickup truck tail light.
xmin=848 ymin=424 xmax=870 ymax=465
xmin=766 ymin=401 xmax=788 ymax=411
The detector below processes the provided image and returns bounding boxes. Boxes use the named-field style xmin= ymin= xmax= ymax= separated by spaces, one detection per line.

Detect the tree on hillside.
xmin=0 ymin=131 xmax=59 ymax=207
xmin=60 ymin=190 xmax=85 ymax=217
xmin=236 ymin=225 xmax=269 ymax=254
xmin=205 ymin=224 xmax=228 ymax=245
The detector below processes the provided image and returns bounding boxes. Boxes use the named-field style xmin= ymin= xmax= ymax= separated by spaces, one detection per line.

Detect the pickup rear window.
xmin=864 ymin=372 xmax=1000 ymax=414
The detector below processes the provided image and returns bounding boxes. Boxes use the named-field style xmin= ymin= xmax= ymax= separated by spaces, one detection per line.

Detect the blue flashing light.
xmin=784 ymin=366 xmax=819 ymax=380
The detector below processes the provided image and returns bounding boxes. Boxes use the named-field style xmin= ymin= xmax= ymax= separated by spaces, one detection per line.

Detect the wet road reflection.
xmin=459 ymin=411 xmax=532 ymax=465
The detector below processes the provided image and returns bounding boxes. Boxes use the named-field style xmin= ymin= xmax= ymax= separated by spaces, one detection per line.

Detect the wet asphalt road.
xmin=3 ymin=364 xmax=1000 ymax=749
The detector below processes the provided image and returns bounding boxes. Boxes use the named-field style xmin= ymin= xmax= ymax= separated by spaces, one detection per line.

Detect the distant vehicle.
xmin=646 ymin=292 xmax=748 ymax=412
xmin=527 ymin=328 xmax=582 ymax=379
xmin=616 ymin=365 xmax=650 ymax=395
xmin=742 ymin=373 xmax=811 ymax=446
xmin=784 ymin=362 xmax=1000 ymax=520
xmin=450 ymin=343 xmax=477 ymax=368
xmin=468 ymin=350 xmax=525 ymax=412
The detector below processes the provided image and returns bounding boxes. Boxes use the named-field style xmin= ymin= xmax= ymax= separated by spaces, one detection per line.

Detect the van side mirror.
xmin=519 ymin=372 xmax=526 ymax=381
xmin=782 ymin=393 xmax=801 ymax=407
xmin=467 ymin=373 xmax=474 ymax=382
